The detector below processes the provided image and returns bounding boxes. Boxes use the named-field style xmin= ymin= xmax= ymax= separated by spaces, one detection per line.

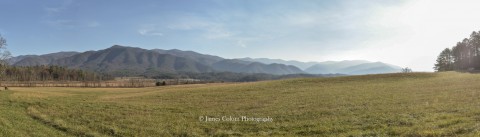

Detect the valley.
xmin=1 ymin=72 xmax=479 ymax=136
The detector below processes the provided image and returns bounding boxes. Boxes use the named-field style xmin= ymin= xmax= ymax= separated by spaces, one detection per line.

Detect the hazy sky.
xmin=1 ymin=0 xmax=480 ymax=71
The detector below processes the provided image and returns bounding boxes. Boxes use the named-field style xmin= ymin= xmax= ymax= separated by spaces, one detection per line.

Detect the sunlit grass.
xmin=2 ymin=72 xmax=480 ymax=136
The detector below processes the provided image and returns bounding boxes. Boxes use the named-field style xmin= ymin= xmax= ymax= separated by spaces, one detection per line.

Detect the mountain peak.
xmin=110 ymin=45 xmax=130 ymax=49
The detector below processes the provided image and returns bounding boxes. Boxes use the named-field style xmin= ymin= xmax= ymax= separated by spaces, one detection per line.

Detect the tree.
xmin=0 ymin=34 xmax=10 ymax=66
xmin=0 ymin=34 xmax=11 ymax=82
xmin=452 ymin=41 xmax=469 ymax=70
xmin=470 ymin=31 xmax=480 ymax=68
xmin=434 ymin=48 xmax=454 ymax=72
xmin=435 ymin=30 xmax=480 ymax=71
xmin=401 ymin=67 xmax=412 ymax=73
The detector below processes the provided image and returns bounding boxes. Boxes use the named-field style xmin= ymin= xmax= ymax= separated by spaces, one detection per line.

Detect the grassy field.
xmin=2 ymin=72 xmax=480 ymax=136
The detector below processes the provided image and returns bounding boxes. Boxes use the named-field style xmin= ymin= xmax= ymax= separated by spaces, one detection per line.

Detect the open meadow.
xmin=2 ymin=72 xmax=480 ymax=136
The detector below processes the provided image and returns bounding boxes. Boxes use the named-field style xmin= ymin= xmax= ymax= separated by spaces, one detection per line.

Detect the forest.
xmin=0 ymin=65 xmax=111 ymax=81
xmin=435 ymin=30 xmax=480 ymax=71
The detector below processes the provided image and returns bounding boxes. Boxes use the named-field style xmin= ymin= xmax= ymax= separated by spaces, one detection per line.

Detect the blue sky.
xmin=2 ymin=0 xmax=480 ymax=71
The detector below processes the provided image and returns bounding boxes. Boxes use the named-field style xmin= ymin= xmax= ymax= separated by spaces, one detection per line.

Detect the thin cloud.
xmin=204 ymin=27 xmax=232 ymax=39
xmin=44 ymin=0 xmax=74 ymax=16
xmin=43 ymin=0 xmax=96 ymax=29
xmin=45 ymin=19 xmax=74 ymax=28
xmin=236 ymin=40 xmax=247 ymax=48
xmin=138 ymin=25 xmax=164 ymax=36
xmin=138 ymin=30 xmax=164 ymax=36
xmin=45 ymin=20 xmax=99 ymax=29
xmin=166 ymin=16 xmax=233 ymax=39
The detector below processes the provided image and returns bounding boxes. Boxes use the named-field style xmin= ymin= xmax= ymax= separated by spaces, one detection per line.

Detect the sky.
xmin=1 ymin=0 xmax=480 ymax=71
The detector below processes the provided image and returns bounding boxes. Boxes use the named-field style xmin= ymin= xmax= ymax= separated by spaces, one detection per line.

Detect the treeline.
xmin=150 ymin=72 xmax=341 ymax=82
xmin=0 ymin=65 xmax=339 ymax=83
xmin=0 ymin=65 xmax=113 ymax=81
xmin=435 ymin=30 xmax=480 ymax=71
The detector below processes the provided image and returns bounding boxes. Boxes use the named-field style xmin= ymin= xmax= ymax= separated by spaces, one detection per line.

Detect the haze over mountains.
xmin=239 ymin=58 xmax=402 ymax=75
xmin=9 ymin=45 xmax=402 ymax=76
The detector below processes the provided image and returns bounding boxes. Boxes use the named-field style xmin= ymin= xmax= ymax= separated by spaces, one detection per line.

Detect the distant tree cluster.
xmin=0 ymin=65 xmax=112 ymax=81
xmin=151 ymin=72 xmax=276 ymax=82
xmin=401 ymin=67 xmax=413 ymax=73
xmin=435 ymin=31 xmax=480 ymax=71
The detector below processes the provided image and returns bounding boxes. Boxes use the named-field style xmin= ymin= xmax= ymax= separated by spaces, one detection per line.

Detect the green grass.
xmin=2 ymin=72 xmax=480 ymax=136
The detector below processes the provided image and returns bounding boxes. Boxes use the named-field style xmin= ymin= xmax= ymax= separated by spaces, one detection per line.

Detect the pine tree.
xmin=434 ymin=48 xmax=454 ymax=71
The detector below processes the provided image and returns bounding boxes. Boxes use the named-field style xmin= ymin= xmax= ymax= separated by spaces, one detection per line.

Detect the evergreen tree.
xmin=434 ymin=48 xmax=454 ymax=71
xmin=435 ymin=30 xmax=480 ymax=72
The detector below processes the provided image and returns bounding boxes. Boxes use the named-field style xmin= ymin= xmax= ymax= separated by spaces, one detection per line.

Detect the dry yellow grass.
xmin=2 ymin=72 xmax=480 ymax=136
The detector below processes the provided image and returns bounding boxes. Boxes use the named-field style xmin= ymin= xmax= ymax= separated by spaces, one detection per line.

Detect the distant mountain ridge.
xmin=239 ymin=58 xmax=402 ymax=75
xmin=11 ymin=45 xmax=305 ymax=75
xmin=9 ymin=45 xmax=402 ymax=76
xmin=50 ymin=45 xmax=214 ymax=74
xmin=212 ymin=59 xmax=304 ymax=75
xmin=12 ymin=52 xmax=79 ymax=66
xmin=238 ymin=57 xmax=318 ymax=70
xmin=152 ymin=49 xmax=223 ymax=65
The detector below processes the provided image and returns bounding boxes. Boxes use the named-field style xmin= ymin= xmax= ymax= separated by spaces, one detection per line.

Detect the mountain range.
xmin=49 ymin=46 xmax=214 ymax=74
xmin=238 ymin=58 xmax=402 ymax=75
xmin=9 ymin=45 xmax=402 ymax=76
xmin=12 ymin=52 xmax=79 ymax=66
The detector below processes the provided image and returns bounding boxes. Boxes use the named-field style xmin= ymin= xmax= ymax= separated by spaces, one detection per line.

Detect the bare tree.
xmin=0 ymin=34 xmax=11 ymax=87
xmin=0 ymin=34 xmax=11 ymax=66
xmin=401 ymin=67 xmax=412 ymax=73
